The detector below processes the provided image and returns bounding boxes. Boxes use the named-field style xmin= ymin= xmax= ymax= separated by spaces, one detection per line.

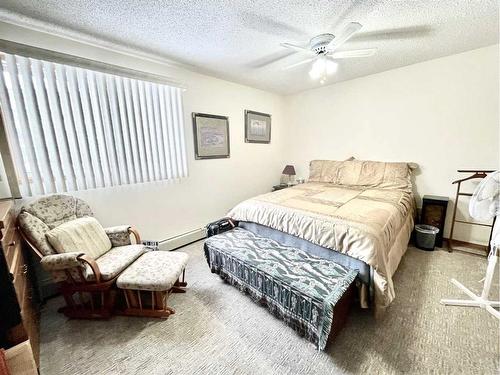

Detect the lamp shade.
xmin=282 ymin=165 xmax=296 ymax=176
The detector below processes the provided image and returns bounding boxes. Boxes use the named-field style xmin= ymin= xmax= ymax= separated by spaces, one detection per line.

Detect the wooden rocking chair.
xmin=18 ymin=195 xmax=146 ymax=319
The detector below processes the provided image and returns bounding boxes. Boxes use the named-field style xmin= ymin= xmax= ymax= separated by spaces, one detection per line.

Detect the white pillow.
xmin=46 ymin=217 xmax=112 ymax=259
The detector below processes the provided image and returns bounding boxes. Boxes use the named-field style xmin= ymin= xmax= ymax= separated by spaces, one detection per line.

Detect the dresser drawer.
xmin=1 ymin=207 xmax=15 ymax=237
xmin=21 ymin=279 xmax=38 ymax=343
xmin=2 ymin=221 xmax=16 ymax=248
xmin=10 ymin=244 xmax=27 ymax=304
xmin=3 ymin=229 xmax=20 ymax=266
xmin=8 ymin=239 xmax=21 ymax=275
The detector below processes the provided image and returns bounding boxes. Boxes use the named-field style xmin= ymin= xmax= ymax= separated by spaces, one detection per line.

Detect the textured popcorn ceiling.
xmin=0 ymin=0 xmax=498 ymax=94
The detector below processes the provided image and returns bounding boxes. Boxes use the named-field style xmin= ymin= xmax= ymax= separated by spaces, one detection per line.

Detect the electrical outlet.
xmin=142 ymin=240 xmax=159 ymax=251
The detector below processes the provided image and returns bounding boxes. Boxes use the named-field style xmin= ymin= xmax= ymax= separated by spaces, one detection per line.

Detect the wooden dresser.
xmin=0 ymin=200 xmax=39 ymax=368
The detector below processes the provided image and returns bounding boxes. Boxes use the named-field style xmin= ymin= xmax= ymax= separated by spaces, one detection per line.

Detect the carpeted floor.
xmin=39 ymin=242 xmax=499 ymax=375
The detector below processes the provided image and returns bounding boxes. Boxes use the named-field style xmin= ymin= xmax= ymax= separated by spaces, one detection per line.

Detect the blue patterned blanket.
xmin=204 ymin=227 xmax=358 ymax=350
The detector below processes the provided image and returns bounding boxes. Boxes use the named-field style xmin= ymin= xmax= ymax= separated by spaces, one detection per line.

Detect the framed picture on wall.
xmin=245 ymin=110 xmax=271 ymax=143
xmin=192 ymin=112 xmax=230 ymax=159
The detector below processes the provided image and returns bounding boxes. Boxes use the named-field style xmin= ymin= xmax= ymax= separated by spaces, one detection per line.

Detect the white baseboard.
xmin=158 ymin=228 xmax=206 ymax=251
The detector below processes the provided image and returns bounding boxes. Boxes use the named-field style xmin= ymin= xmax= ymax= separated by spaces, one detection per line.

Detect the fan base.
xmin=440 ymin=249 xmax=500 ymax=319
xmin=309 ymin=33 xmax=335 ymax=54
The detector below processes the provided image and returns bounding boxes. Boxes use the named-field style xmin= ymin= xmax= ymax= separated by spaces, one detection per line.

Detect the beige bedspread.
xmin=228 ymin=182 xmax=415 ymax=309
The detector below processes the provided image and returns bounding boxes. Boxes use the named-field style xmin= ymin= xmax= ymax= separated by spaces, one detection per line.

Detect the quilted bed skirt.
xmin=204 ymin=227 xmax=358 ymax=350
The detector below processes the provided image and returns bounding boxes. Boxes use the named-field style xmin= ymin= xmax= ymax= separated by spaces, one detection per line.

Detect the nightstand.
xmin=421 ymin=195 xmax=449 ymax=248
xmin=272 ymin=184 xmax=290 ymax=192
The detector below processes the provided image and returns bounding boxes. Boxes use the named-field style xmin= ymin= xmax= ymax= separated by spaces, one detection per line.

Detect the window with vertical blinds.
xmin=0 ymin=53 xmax=188 ymax=197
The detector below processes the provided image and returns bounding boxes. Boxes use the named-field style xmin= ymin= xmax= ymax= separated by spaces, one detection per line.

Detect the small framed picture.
xmin=192 ymin=113 xmax=230 ymax=159
xmin=245 ymin=110 xmax=271 ymax=144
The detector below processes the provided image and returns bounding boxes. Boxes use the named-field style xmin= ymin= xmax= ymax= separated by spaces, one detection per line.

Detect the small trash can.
xmin=414 ymin=224 xmax=440 ymax=251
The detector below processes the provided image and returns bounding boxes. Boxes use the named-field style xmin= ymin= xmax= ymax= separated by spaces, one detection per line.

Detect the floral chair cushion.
xmin=19 ymin=195 xmax=94 ymax=256
xmin=116 ymin=251 xmax=189 ymax=291
xmin=105 ymin=225 xmax=133 ymax=247
xmin=84 ymin=244 xmax=147 ymax=282
xmin=39 ymin=252 xmax=88 ymax=283
xmin=46 ymin=217 xmax=112 ymax=259
xmin=23 ymin=194 xmax=93 ymax=229
xmin=40 ymin=252 xmax=85 ymax=271
xmin=18 ymin=211 xmax=56 ymax=255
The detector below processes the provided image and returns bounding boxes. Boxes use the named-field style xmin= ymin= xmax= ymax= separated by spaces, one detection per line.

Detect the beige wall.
xmin=1 ymin=21 xmax=498 ymax=245
xmin=0 ymin=22 xmax=287 ymax=240
xmin=284 ymin=46 xmax=499 ymax=244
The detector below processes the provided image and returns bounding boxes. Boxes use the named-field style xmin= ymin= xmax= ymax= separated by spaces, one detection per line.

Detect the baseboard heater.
xmin=156 ymin=227 xmax=207 ymax=251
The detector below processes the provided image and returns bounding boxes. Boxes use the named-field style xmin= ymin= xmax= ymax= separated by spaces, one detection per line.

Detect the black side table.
xmin=421 ymin=195 xmax=449 ymax=248
xmin=272 ymin=184 xmax=290 ymax=192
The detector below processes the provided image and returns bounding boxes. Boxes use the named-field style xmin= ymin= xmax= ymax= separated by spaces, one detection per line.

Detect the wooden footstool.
xmin=116 ymin=251 xmax=188 ymax=318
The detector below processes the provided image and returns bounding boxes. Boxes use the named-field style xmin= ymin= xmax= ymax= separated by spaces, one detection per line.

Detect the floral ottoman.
xmin=116 ymin=251 xmax=188 ymax=318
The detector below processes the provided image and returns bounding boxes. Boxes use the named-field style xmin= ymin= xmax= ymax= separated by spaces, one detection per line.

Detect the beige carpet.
xmin=39 ymin=242 xmax=499 ymax=375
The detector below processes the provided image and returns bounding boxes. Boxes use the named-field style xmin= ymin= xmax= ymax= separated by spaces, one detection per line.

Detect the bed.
xmin=228 ymin=159 xmax=416 ymax=312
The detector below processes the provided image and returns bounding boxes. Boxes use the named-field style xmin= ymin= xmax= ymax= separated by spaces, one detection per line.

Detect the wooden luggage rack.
xmin=448 ymin=169 xmax=496 ymax=256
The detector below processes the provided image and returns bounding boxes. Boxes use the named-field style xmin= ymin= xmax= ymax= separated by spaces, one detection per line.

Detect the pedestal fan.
xmin=440 ymin=170 xmax=500 ymax=319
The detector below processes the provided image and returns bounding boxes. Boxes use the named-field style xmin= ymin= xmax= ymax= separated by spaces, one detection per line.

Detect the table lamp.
xmin=282 ymin=165 xmax=296 ymax=186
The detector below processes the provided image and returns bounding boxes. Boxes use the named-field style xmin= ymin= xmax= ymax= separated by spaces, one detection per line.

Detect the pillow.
xmin=308 ymin=160 xmax=344 ymax=183
xmin=46 ymin=217 xmax=112 ymax=259
xmin=337 ymin=160 xmax=411 ymax=191
xmin=308 ymin=157 xmax=356 ymax=183
xmin=308 ymin=159 xmax=412 ymax=191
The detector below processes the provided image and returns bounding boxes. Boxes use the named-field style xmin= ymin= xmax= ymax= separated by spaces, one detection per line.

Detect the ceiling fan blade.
xmin=280 ymin=43 xmax=314 ymax=55
xmin=330 ymin=48 xmax=377 ymax=59
xmin=282 ymin=57 xmax=315 ymax=71
xmin=248 ymin=50 xmax=297 ymax=68
xmin=239 ymin=11 xmax=306 ymax=38
xmin=351 ymin=25 xmax=432 ymax=42
xmin=326 ymin=22 xmax=363 ymax=52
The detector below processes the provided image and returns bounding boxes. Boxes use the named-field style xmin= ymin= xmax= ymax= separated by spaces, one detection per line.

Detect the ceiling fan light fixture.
xmin=309 ymin=59 xmax=323 ymax=79
xmin=309 ymin=68 xmax=321 ymax=80
xmin=309 ymin=57 xmax=337 ymax=81
xmin=325 ymin=59 xmax=338 ymax=75
xmin=280 ymin=21 xmax=372 ymax=84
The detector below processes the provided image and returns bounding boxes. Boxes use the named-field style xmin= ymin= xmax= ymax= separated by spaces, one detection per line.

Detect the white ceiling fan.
xmin=280 ymin=22 xmax=376 ymax=84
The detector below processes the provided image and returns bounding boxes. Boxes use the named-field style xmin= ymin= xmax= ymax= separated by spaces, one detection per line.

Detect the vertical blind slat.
xmin=145 ymin=83 xmax=160 ymax=180
xmin=152 ymin=85 xmax=166 ymax=179
xmin=138 ymin=81 xmax=154 ymax=180
xmin=0 ymin=53 xmax=187 ymax=196
xmin=115 ymin=77 xmax=135 ymax=184
xmin=87 ymin=70 xmax=113 ymax=187
xmin=123 ymin=78 xmax=142 ymax=183
xmin=165 ymin=86 xmax=179 ymax=178
xmin=96 ymin=73 xmax=120 ymax=186
xmin=6 ymin=55 xmax=45 ymax=195
xmin=106 ymin=76 xmax=129 ymax=184
xmin=171 ymin=88 xmax=182 ymax=178
xmin=43 ymin=62 xmax=77 ymax=191
xmin=19 ymin=57 xmax=57 ymax=193
xmin=174 ymin=87 xmax=188 ymax=177
xmin=31 ymin=60 xmax=67 ymax=193
xmin=131 ymin=80 xmax=149 ymax=182
xmin=76 ymin=69 xmax=105 ymax=188
xmin=55 ymin=64 xmax=87 ymax=190
xmin=0 ymin=61 xmax=32 ymax=196
xmin=158 ymin=87 xmax=173 ymax=179
xmin=66 ymin=67 xmax=96 ymax=189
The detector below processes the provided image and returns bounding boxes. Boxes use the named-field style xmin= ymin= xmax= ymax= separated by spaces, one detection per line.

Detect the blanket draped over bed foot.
xmin=204 ymin=228 xmax=357 ymax=350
